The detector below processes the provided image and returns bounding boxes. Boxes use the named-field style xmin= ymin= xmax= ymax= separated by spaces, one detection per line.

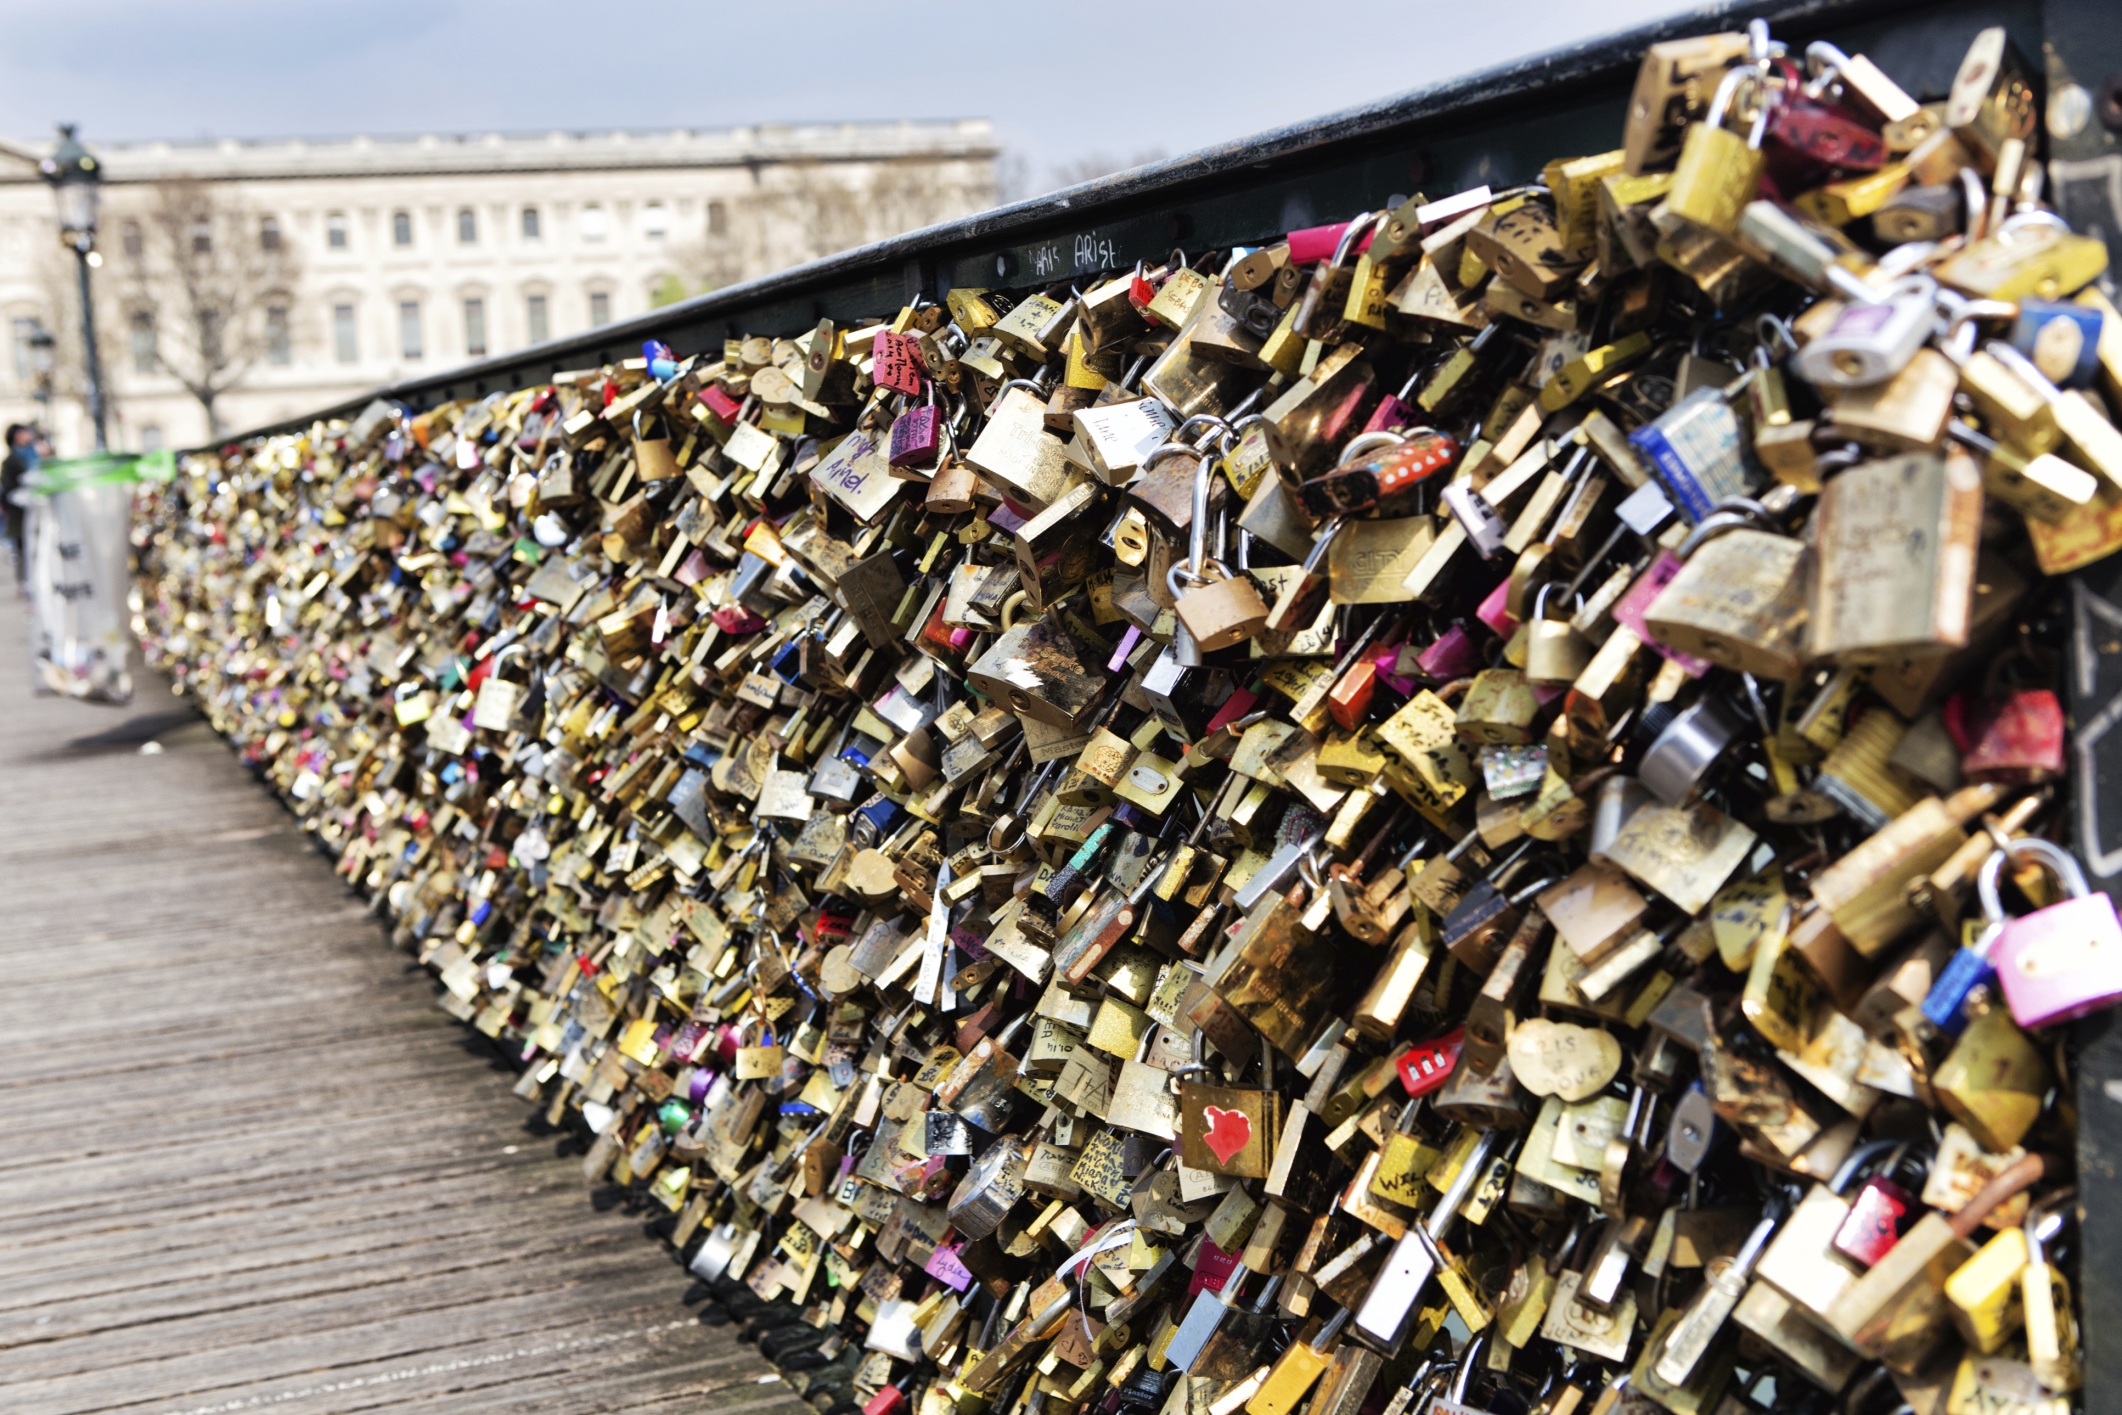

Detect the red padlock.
xmin=1946 ymin=656 xmax=2066 ymax=784
xmin=1831 ymin=1141 xmax=1926 ymax=1266
xmin=1397 ymin=1027 xmax=1466 ymax=1098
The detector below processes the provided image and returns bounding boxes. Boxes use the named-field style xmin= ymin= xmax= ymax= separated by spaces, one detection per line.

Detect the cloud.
xmin=0 ymin=0 xmax=1700 ymax=181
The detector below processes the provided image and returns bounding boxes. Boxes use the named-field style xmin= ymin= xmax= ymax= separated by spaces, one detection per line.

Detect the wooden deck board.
xmin=0 ymin=627 xmax=797 ymax=1415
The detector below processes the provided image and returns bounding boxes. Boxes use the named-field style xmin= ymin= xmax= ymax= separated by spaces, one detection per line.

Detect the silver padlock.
xmin=1795 ymin=276 xmax=1940 ymax=389
xmin=1640 ymin=695 xmax=1749 ymax=804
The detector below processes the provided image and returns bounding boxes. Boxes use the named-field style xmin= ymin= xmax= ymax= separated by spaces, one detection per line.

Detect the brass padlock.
xmin=1640 ymin=509 xmax=1809 ymax=681
xmin=1455 ymin=668 xmax=1543 ymax=744
xmin=1810 ymin=451 xmax=1983 ymax=665
xmin=1174 ymin=562 xmax=1270 ymax=653
xmin=632 ymin=408 xmax=682 ymax=482
xmin=1524 ymin=584 xmax=1593 ymax=686
xmin=1664 ymin=64 xmax=1770 ymax=234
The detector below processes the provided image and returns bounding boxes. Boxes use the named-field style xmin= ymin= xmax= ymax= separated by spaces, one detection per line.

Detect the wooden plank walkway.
xmin=0 ymin=616 xmax=803 ymax=1415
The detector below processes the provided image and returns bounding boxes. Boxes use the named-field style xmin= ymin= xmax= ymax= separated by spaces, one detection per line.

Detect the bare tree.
xmin=671 ymin=159 xmax=995 ymax=297
xmin=1046 ymin=149 xmax=1168 ymax=193
xmin=113 ymin=178 xmax=301 ymax=439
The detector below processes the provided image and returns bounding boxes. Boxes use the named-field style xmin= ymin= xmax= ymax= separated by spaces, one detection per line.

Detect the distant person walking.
xmin=1 ymin=424 xmax=38 ymax=588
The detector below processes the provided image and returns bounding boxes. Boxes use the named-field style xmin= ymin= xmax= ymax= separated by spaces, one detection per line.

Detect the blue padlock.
xmin=2011 ymin=300 xmax=2103 ymax=390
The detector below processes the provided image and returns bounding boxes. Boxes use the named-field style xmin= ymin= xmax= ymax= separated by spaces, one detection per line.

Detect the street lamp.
xmin=26 ymin=322 xmax=54 ymax=424
xmin=39 ymin=123 xmax=107 ymax=451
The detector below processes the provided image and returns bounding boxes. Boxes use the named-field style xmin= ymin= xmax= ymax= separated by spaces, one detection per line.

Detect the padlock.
xmin=1640 ymin=508 xmax=1807 ymax=679
xmin=1832 ymin=1141 xmax=1928 ymax=1267
xmin=1939 ymin=1008 xmax=2050 ymax=1163
xmin=1290 ymin=214 xmax=1377 ymax=343
xmin=1177 ymin=1049 xmax=1283 ymax=1179
xmin=1438 ymin=480 xmax=1509 ymax=560
xmin=1947 ymin=662 xmax=2065 ymax=785
xmin=1664 ymin=63 xmax=1771 ymax=235
xmin=631 ymin=408 xmax=682 ymax=482
xmin=1974 ymin=836 xmax=2122 ymax=1029
xmin=1300 ymin=427 xmax=1458 ymax=519
xmin=1244 ymin=1306 xmax=1349 ymax=1415
xmin=1441 ymin=858 xmax=1564 ymax=973
xmin=1651 ymin=1193 xmax=1786 ymax=1386
xmin=1524 ymin=584 xmax=1592 ymax=687
xmin=470 ymin=643 xmax=531 ymax=732
xmin=1809 ymin=450 xmax=1984 ymax=666
xmin=1763 ymin=55 xmax=1890 ymax=177
xmin=1795 ymin=278 xmax=1939 ymax=389
xmin=889 ymin=393 xmax=943 ymax=469
xmin=1174 ymin=563 xmax=1270 ymax=653
xmin=2007 ymin=298 xmax=2104 ymax=391
xmin=2020 ymin=1187 xmax=2082 ymax=1392
xmin=733 ymin=1016 xmax=784 ymax=1081
xmin=1638 ymin=695 xmax=1747 ymax=805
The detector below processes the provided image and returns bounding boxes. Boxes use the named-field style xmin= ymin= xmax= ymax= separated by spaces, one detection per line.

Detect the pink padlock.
xmin=1980 ymin=837 xmax=2122 ymax=1029
xmin=1474 ymin=578 xmax=1519 ymax=638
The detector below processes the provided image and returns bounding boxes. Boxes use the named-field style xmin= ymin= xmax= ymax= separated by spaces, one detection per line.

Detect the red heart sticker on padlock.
xmin=1201 ymin=1106 xmax=1253 ymax=1166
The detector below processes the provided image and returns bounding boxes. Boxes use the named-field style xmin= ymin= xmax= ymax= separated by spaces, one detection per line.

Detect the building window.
xmin=266 ymin=305 xmax=290 ymax=365
xmin=579 ymin=204 xmax=608 ymax=242
xmin=521 ymin=206 xmax=541 ymax=241
xmin=326 ymin=211 xmax=349 ymax=249
xmin=399 ymin=300 xmax=422 ymax=359
xmin=526 ymin=294 xmax=549 ymax=344
xmin=141 ymin=425 xmax=164 ymax=451
xmin=463 ymin=298 xmax=486 ymax=358
xmin=129 ymin=311 xmax=157 ymax=374
xmin=643 ymin=202 xmax=668 ymax=238
xmin=707 ymin=200 xmax=728 ymax=236
xmin=333 ymin=303 xmax=357 ymax=363
xmin=190 ymin=220 xmax=213 ymax=256
xmin=122 ymin=221 xmax=144 ymax=258
xmin=260 ymin=215 xmax=282 ymax=252
xmin=392 ymin=210 xmax=413 ymax=247
xmin=457 ymin=208 xmax=477 ymax=245
xmin=589 ymin=290 xmax=611 ymax=326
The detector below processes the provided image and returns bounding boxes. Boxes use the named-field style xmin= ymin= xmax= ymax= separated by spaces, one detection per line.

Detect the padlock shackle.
xmin=1977 ymin=835 xmax=2088 ymax=928
xmin=1949 ymin=1153 xmax=2051 ymax=1239
xmin=1337 ymin=429 xmax=1410 ymax=466
xmin=1804 ymin=39 xmax=1852 ymax=80
xmin=1327 ymin=211 xmax=1381 ymax=269
xmin=1531 ymin=581 xmax=1579 ymax=622
xmin=2024 ymin=1185 xmax=2076 ymax=1259
xmin=1828 ymin=1136 xmax=1904 ymax=1194
xmin=1994 ymin=209 xmax=2071 ymax=247
xmin=1674 ymin=498 xmax=1783 ymax=560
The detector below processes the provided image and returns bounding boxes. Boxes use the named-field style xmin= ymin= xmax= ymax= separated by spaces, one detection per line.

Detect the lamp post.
xmin=26 ymin=323 xmax=55 ymax=426
xmin=38 ymin=123 xmax=106 ymax=452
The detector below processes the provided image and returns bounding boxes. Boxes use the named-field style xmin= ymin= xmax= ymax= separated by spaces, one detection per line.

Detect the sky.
xmin=0 ymin=0 xmax=1706 ymax=197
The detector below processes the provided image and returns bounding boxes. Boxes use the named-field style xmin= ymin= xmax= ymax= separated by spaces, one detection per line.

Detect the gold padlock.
xmin=1932 ymin=1007 xmax=2050 ymax=1153
xmin=631 ymin=408 xmax=682 ymax=482
xmin=1663 ymin=65 xmax=1769 ymax=235
xmin=1174 ymin=562 xmax=1269 ymax=652
xmin=1640 ymin=513 xmax=1809 ymax=681
xmin=1524 ymin=584 xmax=1593 ymax=686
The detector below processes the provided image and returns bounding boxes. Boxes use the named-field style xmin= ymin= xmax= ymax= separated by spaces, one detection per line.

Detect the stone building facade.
xmin=0 ymin=121 xmax=996 ymax=454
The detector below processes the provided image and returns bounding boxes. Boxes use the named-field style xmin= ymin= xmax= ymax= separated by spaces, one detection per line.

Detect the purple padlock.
xmin=888 ymin=404 xmax=942 ymax=468
xmin=1416 ymin=623 xmax=1482 ymax=681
